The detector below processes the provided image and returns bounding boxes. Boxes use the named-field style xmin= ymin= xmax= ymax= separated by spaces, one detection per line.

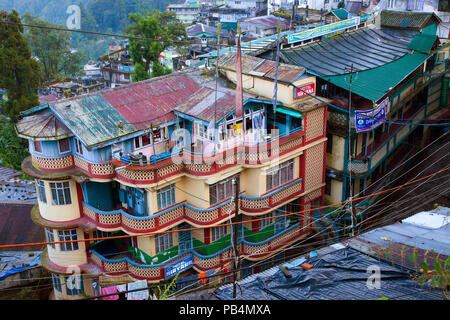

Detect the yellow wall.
xmin=137 ymin=230 xmax=179 ymax=257
xmin=326 ymin=134 xmax=345 ymax=171
xmin=47 ymin=228 xmax=87 ymax=267
xmin=37 ymin=179 xmax=81 ymax=222
xmin=324 ymin=178 xmax=343 ymax=204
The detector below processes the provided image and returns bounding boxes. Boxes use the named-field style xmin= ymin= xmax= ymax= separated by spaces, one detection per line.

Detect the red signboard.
xmin=294 ymin=83 xmax=315 ymax=99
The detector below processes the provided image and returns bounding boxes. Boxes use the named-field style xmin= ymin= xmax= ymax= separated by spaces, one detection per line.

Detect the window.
xmin=65 ymin=274 xmax=84 ymax=296
xmin=33 ymin=141 xmax=42 ymax=153
xmin=211 ymin=224 xmax=228 ymax=242
xmin=155 ymin=232 xmax=173 ymax=254
xmin=439 ymin=0 xmax=450 ymax=11
xmin=74 ymin=138 xmax=83 ymax=155
xmin=92 ymin=230 xmax=111 ymax=240
xmin=209 ymin=174 xmax=240 ymax=205
xmin=259 ymin=212 xmax=274 ymax=230
xmin=50 ymin=182 xmax=71 ymax=205
xmin=58 ymin=229 xmax=79 ymax=251
xmin=194 ymin=121 xmax=207 ymax=139
xmin=387 ymin=0 xmax=395 ymax=8
xmin=58 ymin=139 xmax=70 ymax=153
xmin=45 ymin=229 xmax=55 ymax=249
xmin=52 ymin=274 xmax=62 ymax=293
xmin=157 ymin=184 xmax=176 ymax=210
xmin=326 ymin=133 xmax=333 ymax=154
xmin=134 ymin=134 xmax=151 ymax=149
xmin=36 ymin=180 xmax=46 ymax=203
xmin=266 ymin=159 xmax=294 ymax=191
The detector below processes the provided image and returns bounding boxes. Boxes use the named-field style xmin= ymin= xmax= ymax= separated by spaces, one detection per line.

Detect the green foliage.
xmin=338 ymin=1 xmax=346 ymax=9
xmin=21 ymin=13 xmax=85 ymax=84
xmin=0 ymin=116 xmax=30 ymax=170
xmin=157 ymin=273 xmax=179 ymax=300
xmin=0 ymin=10 xmax=40 ymax=119
xmin=126 ymin=9 xmax=187 ymax=81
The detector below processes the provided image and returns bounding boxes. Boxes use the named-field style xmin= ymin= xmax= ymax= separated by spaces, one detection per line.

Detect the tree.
xmin=338 ymin=1 xmax=345 ymax=9
xmin=0 ymin=116 xmax=29 ymax=170
xmin=0 ymin=10 xmax=40 ymax=119
xmin=21 ymin=13 xmax=85 ymax=84
xmin=126 ymin=10 xmax=187 ymax=81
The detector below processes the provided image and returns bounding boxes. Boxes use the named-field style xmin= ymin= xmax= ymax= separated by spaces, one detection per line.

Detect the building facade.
xmin=16 ymin=53 xmax=328 ymax=299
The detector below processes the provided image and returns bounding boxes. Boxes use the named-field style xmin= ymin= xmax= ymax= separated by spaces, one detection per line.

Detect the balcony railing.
xmin=348 ymin=105 xmax=426 ymax=176
xmin=82 ymin=178 xmax=303 ymax=233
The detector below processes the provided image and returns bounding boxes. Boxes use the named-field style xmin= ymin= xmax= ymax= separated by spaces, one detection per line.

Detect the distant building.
xmin=167 ymin=2 xmax=201 ymax=25
xmin=241 ymin=15 xmax=290 ymax=38
xmin=322 ymin=8 xmax=350 ymax=24
xmin=187 ymin=23 xmax=230 ymax=47
xmin=370 ymin=0 xmax=450 ymax=21
xmin=98 ymin=48 xmax=134 ymax=88
xmin=84 ymin=63 xmax=102 ymax=78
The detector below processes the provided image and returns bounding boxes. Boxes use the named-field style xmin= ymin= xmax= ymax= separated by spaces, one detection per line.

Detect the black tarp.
xmin=214 ymin=247 xmax=444 ymax=300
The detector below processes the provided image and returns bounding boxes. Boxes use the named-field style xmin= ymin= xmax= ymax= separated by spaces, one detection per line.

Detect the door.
xmin=178 ymin=223 xmax=192 ymax=255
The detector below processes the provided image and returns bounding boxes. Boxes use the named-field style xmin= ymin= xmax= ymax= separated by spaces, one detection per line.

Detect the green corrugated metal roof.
xmin=408 ymin=24 xmax=438 ymax=53
xmin=331 ymin=9 xmax=349 ymax=20
xmin=276 ymin=106 xmax=302 ymax=118
xmin=321 ymin=52 xmax=430 ymax=102
xmin=380 ymin=10 xmax=441 ymax=30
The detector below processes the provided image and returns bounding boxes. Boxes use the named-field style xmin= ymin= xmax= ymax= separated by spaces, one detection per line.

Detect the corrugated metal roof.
xmin=25 ymin=70 xmax=210 ymax=148
xmin=326 ymin=9 xmax=349 ymax=20
xmin=15 ymin=109 xmax=72 ymax=140
xmin=322 ymin=52 xmax=430 ymax=102
xmin=380 ymin=10 xmax=441 ymax=30
xmin=242 ymin=15 xmax=290 ymax=30
xmin=281 ymin=27 xmax=411 ymax=76
xmin=218 ymin=52 xmax=305 ymax=84
xmin=407 ymin=24 xmax=439 ymax=53
xmin=187 ymin=23 xmax=229 ymax=38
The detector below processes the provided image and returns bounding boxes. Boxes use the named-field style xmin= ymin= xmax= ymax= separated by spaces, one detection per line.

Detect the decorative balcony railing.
xmin=82 ymin=178 xmax=303 ymax=233
xmin=348 ymin=105 xmax=426 ymax=176
xmin=89 ymin=222 xmax=305 ymax=280
xmin=240 ymin=178 xmax=303 ymax=213
xmin=113 ymin=128 xmax=305 ymax=185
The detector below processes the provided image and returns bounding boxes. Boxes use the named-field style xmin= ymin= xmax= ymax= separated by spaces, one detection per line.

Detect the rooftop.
xmin=380 ymin=10 xmax=442 ymax=30
xmin=242 ymin=15 xmax=290 ymax=30
xmin=187 ymin=23 xmax=230 ymax=38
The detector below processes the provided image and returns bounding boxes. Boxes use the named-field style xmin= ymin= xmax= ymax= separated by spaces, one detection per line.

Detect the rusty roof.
xmin=174 ymin=84 xmax=255 ymax=123
xmin=0 ymin=203 xmax=45 ymax=251
xmin=218 ymin=52 xmax=305 ymax=84
xmin=19 ymin=69 xmax=211 ymax=149
xmin=15 ymin=109 xmax=72 ymax=141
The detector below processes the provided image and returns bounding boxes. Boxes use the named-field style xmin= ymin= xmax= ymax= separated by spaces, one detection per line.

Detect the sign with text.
xmin=288 ymin=17 xmax=361 ymax=44
xmin=355 ymin=98 xmax=388 ymax=132
xmin=294 ymin=83 xmax=315 ymax=99
xmin=164 ymin=255 xmax=193 ymax=279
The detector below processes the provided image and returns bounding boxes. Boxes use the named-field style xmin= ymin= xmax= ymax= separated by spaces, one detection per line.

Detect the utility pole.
xmin=347 ymin=64 xmax=355 ymax=237
xmin=232 ymin=177 xmax=240 ymax=299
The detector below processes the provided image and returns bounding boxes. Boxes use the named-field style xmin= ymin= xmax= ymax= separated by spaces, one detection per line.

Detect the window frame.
xmin=74 ymin=138 xmax=83 ymax=155
xmin=50 ymin=181 xmax=72 ymax=206
xmin=52 ymin=274 xmax=62 ymax=293
xmin=266 ymin=159 xmax=294 ymax=191
xmin=36 ymin=179 xmax=47 ymax=203
xmin=65 ymin=274 xmax=84 ymax=296
xmin=157 ymin=184 xmax=176 ymax=210
xmin=58 ymin=138 xmax=71 ymax=154
xmin=155 ymin=232 xmax=173 ymax=254
xmin=211 ymin=224 xmax=228 ymax=242
xmin=258 ymin=212 xmax=274 ymax=230
xmin=45 ymin=228 xmax=55 ymax=249
xmin=33 ymin=140 xmax=43 ymax=153
xmin=58 ymin=229 xmax=79 ymax=252
xmin=209 ymin=174 xmax=240 ymax=206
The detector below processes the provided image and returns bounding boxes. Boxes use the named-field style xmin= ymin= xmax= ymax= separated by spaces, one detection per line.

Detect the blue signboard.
xmin=355 ymin=98 xmax=388 ymax=133
xmin=164 ymin=254 xmax=193 ymax=279
xmin=288 ymin=17 xmax=361 ymax=44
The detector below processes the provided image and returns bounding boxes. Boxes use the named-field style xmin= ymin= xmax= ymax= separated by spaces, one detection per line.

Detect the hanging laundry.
xmin=101 ymin=286 xmax=119 ymax=300
xmin=127 ymin=280 xmax=149 ymax=300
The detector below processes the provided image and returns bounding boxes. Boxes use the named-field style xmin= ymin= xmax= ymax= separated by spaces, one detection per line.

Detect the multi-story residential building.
xmin=371 ymin=0 xmax=450 ymax=22
xmin=279 ymin=10 xmax=449 ymax=231
xmin=268 ymin=0 xmax=342 ymax=14
xmin=16 ymin=52 xmax=328 ymax=299
xmin=167 ymin=2 xmax=201 ymax=25
xmin=98 ymin=48 xmax=134 ymax=88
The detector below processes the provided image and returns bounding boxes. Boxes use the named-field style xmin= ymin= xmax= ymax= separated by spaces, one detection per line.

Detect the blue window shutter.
xmin=118 ymin=189 xmax=125 ymax=203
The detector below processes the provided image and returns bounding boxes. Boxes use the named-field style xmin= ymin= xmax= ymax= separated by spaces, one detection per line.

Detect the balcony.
xmin=112 ymin=128 xmax=305 ymax=185
xmin=348 ymin=104 xmax=427 ymax=176
xmin=82 ymin=177 xmax=303 ymax=233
